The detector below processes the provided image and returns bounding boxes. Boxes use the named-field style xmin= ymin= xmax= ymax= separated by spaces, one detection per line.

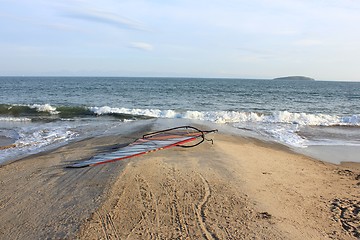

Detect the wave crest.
xmin=1 ymin=104 xmax=359 ymax=127
xmin=88 ymin=107 xmax=359 ymax=126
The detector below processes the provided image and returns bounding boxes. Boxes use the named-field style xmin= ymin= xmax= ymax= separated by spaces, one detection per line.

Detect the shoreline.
xmin=0 ymin=125 xmax=359 ymax=239
xmin=1 ymin=118 xmax=359 ymax=166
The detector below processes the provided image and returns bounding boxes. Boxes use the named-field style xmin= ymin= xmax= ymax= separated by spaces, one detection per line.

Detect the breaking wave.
xmin=89 ymin=106 xmax=360 ymax=127
xmin=1 ymin=104 xmax=359 ymax=127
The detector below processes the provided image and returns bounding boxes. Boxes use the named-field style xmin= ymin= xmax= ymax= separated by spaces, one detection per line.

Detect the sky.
xmin=0 ymin=0 xmax=359 ymax=81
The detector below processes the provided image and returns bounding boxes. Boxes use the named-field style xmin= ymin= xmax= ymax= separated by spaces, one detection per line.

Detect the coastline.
xmin=0 ymin=125 xmax=359 ymax=239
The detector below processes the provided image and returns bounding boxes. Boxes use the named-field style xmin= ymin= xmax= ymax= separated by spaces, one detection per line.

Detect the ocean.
xmin=0 ymin=76 xmax=359 ymax=164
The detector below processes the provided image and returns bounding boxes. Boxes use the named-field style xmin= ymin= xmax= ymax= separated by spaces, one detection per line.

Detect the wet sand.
xmin=0 ymin=127 xmax=359 ymax=239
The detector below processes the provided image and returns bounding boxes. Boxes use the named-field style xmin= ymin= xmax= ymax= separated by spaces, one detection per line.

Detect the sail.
xmin=68 ymin=126 xmax=217 ymax=168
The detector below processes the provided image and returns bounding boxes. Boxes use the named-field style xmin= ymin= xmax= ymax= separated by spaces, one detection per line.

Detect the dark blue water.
xmin=1 ymin=77 xmax=359 ymax=114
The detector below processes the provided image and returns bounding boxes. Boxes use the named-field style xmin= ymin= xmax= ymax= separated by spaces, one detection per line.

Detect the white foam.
xmin=0 ymin=117 xmax=32 ymax=122
xmin=89 ymin=106 xmax=180 ymax=118
xmin=18 ymin=126 xmax=78 ymax=148
xmin=0 ymin=125 xmax=79 ymax=164
xmin=183 ymin=111 xmax=264 ymax=123
xmin=270 ymin=111 xmax=340 ymax=126
xmin=86 ymin=106 xmax=360 ymax=148
xmin=256 ymin=124 xmax=309 ymax=148
xmin=88 ymin=106 xmax=360 ymax=127
xmin=30 ymin=104 xmax=59 ymax=114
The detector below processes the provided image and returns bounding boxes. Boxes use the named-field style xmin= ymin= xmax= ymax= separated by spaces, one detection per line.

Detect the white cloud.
xmin=129 ymin=42 xmax=154 ymax=51
xmin=64 ymin=8 xmax=148 ymax=31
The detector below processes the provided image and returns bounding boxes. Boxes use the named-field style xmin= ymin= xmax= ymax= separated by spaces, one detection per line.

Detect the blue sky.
xmin=0 ymin=0 xmax=359 ymax=80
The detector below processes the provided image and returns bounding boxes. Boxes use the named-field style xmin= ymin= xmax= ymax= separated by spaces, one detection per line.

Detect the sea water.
xmin=0 ymin=77 xmax=359 ymax=164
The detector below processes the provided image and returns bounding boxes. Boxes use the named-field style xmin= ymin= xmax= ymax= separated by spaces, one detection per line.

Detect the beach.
xmin=1 ymin=0 xmax=360 ymax=238
xmin=0 ymin=124 xmax=359 ymax=239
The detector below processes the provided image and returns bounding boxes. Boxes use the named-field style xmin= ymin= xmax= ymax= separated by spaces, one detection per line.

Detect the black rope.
xmin=143 ymin=126 xmax=218 ymax=148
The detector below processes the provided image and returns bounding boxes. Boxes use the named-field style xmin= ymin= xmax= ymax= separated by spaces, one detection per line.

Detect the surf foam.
xmin=88 ymin=107 xmax=360 ymax=127
xmin=29 ymin=104 xmax=59 ymax=114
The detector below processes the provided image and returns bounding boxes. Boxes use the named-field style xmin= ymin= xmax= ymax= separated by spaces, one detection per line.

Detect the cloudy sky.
xmin=0 ymin=0 xmax=359 ymax=80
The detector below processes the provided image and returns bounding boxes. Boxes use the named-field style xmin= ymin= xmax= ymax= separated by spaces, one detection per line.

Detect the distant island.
xmin=273 ymin=76 xmax=315 ymax=81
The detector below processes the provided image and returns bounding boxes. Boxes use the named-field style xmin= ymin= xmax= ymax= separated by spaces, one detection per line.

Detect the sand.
xmin=0 ymin=127 xmax=359 ymax=239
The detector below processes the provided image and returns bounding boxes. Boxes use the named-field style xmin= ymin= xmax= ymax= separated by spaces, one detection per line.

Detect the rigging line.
xmin=143 ymin=126 xmax=202 ymax=139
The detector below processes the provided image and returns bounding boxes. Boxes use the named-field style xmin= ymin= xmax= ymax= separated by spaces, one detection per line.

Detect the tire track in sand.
xmin=196 ymin=173 xmax=215 ymax=240
xmin=96 ymin=211 xmax=121 ymax=240
xmin=131 ymin=174 xmax=160 ymax=239
xmin=96 ymin=212 xmax=110 ymax=240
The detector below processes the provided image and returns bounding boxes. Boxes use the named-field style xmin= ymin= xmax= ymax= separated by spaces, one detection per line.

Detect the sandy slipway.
xmin=0 ymin=127 xmax=359 ymax=239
